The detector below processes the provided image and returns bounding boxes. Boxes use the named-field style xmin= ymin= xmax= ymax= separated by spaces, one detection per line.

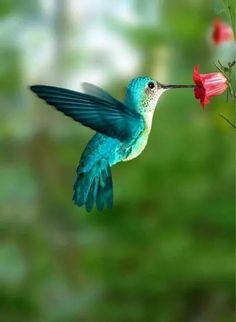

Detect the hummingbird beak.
xmin=159 ymin=83 xmax=195 ymax=90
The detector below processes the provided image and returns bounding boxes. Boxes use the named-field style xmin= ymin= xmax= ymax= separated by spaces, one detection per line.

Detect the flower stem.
xmin=218 ymin=112 xmax=236 ymax=128
xmin=227 ymin=0 xmax=236 ymax=40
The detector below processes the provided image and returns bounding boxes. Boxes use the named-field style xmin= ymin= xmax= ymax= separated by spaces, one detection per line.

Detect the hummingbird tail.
xmin=72 ymin=160 xmax=113 ymax=212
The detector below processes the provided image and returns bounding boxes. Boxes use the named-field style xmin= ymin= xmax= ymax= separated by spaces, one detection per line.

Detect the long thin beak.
xmin=160 ymin=83 xmax=195 ymax=89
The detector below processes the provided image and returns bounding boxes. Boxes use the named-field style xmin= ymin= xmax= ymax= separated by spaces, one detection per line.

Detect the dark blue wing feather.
xmin=30 ymin=85 xmax=144 ymax=141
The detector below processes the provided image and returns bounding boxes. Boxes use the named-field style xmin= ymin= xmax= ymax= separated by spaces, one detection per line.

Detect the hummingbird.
xmin=30 ymin=77 xmax=194 ymax=212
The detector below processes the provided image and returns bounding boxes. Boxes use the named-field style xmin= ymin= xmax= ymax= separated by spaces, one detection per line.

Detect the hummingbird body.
xmin=30 ymin=76 xmax=168 ymax=212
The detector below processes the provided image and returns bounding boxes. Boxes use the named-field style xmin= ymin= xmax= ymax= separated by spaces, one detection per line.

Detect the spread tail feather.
xmin=73 ymin=161 xmax=113 ymax=212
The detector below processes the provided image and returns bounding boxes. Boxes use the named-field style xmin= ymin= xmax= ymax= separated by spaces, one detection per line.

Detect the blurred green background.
xmin=0 ymin=1 xmax=235 ymax=321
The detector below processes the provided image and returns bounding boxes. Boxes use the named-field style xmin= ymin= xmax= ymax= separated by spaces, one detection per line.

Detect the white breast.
xmin=124 ymin=109 xmax=154 ymax=161
xmin=123 ymin=87 xmax=167 ymax=161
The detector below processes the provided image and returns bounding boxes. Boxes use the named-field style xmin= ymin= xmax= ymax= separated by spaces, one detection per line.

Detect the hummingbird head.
xmin=125 ymin=76 xmax=168 ymax=114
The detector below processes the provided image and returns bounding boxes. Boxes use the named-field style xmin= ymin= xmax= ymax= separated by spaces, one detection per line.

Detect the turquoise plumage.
xmin=30 ymin=76 xmax=170 ymax=212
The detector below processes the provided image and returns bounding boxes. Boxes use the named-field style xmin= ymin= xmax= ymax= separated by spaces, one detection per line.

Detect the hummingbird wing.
xmin=30 ymin=85 xmax=144 ymax=142
xmin=82 ymin=82 xmax=119 ymax=105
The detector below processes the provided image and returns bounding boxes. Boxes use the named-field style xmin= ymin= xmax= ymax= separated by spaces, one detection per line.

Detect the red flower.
xmin=212 ymin=18 xmax=234 ymax=45
xmin=193 ymin=65 xmax=228 ymax=108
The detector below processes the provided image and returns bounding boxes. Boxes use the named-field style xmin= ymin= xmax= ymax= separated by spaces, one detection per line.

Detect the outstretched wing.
xmin=82 ymin=82 xmax=119 ymax=105
xmin=30 ymin=85 xmax=144 ymax=142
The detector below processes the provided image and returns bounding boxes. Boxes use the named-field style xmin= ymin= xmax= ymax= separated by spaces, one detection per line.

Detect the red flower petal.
xmin=192 ymin=65 xmax=228 ymax=108
xmin=212 ymin=18 xmax=234 ymax=45
xmin=193 ymin=65 xmax=202 ymax=85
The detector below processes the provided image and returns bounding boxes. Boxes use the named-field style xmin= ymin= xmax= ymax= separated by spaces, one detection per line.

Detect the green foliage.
xmin=0 ymin=0 xmax=234 ymax=322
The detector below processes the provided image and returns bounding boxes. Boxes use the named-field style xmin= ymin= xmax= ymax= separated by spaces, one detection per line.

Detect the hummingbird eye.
xmin=148 ymin=82 xmax=155 ymax=89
